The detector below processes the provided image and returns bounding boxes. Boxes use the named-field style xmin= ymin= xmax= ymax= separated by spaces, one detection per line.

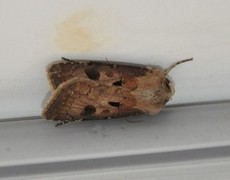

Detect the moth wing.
xmin=46 ymin=59 xmax=149 ymax=90
xmin=42 ymin=77 xmax=143 ymax=121
xmin=46 ymin=60 xmax=87 ymax=90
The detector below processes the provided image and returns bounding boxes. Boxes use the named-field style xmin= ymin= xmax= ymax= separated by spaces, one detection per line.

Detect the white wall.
xmin=0 ymin=0 xmax=230 ymax=118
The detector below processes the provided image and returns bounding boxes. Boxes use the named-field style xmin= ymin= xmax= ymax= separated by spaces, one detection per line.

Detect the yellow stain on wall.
xmin=55 ymin=9 xmax=108 ymax=52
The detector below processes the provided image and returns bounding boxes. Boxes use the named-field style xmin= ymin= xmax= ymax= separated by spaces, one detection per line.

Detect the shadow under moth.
xmin=42 ymin=57 xmax=193 ymax=126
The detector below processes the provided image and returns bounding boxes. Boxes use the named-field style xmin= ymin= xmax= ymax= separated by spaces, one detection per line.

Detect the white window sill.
xmin=0 ymin=101 xmax=230 ymax=179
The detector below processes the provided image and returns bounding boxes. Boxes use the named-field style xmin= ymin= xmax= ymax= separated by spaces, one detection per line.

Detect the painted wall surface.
xmin=0 ymin=0 xmax=230 ymax=118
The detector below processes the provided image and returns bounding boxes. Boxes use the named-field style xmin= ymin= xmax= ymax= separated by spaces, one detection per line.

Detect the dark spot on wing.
xmin=85 ymin=68 xmax=100 ymax=80
xmin=81 ymin=105 xmax=96 ymax=116
xmin=108 ymin=102 xmax=120 ymax=108
xmin=112 ymin=79 xmax=123 ymax=86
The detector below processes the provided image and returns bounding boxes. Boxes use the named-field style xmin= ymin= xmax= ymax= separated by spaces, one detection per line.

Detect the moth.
xmin=42 ymin=57 xmax=193 ymax=126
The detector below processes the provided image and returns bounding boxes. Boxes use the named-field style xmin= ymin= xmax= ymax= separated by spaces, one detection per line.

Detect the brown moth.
xmin=42 ymin=58 xmax=193 ymax=126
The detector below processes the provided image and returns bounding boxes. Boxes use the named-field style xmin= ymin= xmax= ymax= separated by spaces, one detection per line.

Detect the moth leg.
xmin=61 ymin=57 xmax=75 ymax=63
xmin=125 ymin=118 xmax=143 ymax=123
xmin=55 ymin=120 xmax=69 ymax=127
xmin=75 ymin=119 xmax=83 ymax=123
xmin=55 ymin=119 xmax=82 ymax=127
xmin=105 ymin=57 xmax=110 ymax=65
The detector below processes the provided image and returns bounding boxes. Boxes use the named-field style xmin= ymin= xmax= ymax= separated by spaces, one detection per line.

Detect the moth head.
xmin=163 ymin=77 xmax=175 ymax=95
xmin=162 ymin=58 xmax=193 ymax=101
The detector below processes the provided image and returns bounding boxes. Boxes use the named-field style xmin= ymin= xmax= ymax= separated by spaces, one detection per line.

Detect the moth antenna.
xmin=164 ymin=58 xmax=193 ymax=75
